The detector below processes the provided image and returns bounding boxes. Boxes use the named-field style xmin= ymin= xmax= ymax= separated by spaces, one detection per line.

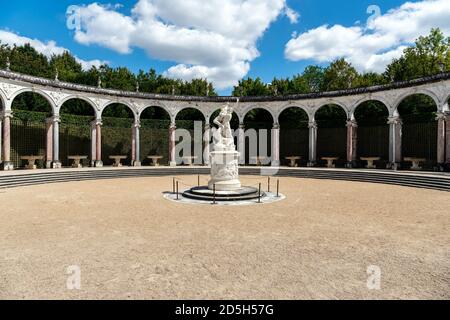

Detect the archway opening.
xmin=60 ymin=99 xmax=96 ymax=167
xmin=243 ymin=108 xmax=273 ymax=165
xmin=11 ymin=92 xmax=53 ymax=168
xmin=140 ymin=106 xmax=171 ymax=165
xmin=101 ymin=103 xmax=135 ymax=166
xmin=397 ymin=94 xmax=437 ymax=169
xmin=278 ymin=107 xmax=309 ymax=166
xmin=175 ymin=108 xmax=205 ymax=164
xmin=315 ymin=104 xmax=347 ymax=166
xmin=354 ymin=100 xmax=389 ymax=167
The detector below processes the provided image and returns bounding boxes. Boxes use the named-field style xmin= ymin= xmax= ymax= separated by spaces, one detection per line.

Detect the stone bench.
xmin=404 ymin=157 xmax=426 ymax=171
xmin=321 ymin=157 xmax=339 ymax=168
xmin=360 ymin=157 xmax=381 ymax=169
xmin=109 ymin=155 xmax=127 ymax=167
xmin=68 ymin=155 xmax=88 ymax=168
xmin=20 ymin=156 xmax=44 ymax=169
xmin=147 ymin=155 xmax=163 ymax=166
xmin=285 ymin=156 xmax=301 ymax=167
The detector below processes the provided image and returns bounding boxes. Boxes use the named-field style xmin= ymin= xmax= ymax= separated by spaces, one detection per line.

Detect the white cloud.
xmin=71 ymin=0 xmax=299 ymax=89
xmin=0 ymin=29 xmax=106 ymax=71
xmin=285 ymin=6 xmax=299 ymax=24
xmin=285 ymin=0 xmax=450 ymax=73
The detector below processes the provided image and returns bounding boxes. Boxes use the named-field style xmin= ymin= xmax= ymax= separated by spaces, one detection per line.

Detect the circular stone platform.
xmin=164 ymin=189 xmax=285 ymax=206
xmin=183 ymin=186 xmax=260 ymax=201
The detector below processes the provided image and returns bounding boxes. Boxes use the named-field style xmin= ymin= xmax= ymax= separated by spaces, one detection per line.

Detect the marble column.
xmin=132 ymin=120 xmax=141 ymax=166
xmin=90 ymin=120 xmax=97 ymax=167
xmin=95 ymin=121 xmax=103 ymax=167
xmin=443 ymin=111 xmax=450 ymax=167
xmin=307 ymin=121 xmax=318 ymax=167
xmin=238 ymin=123 xmax=245 ymax=165
xmin=436 ymin=112 xmax=447 ymax=166
xmin=204 ymin=124 xmax=211 ymax=165
xmin=1 ymin=111 xmax=13 ymax=170
xmin=52 ymin=115 xmax=62 ymax=169
xmin=346 ymin=120 xmax=358 ymax=168
xmin=271 ymin=123 xmax=280 ymax=166
xmin=387 ymin=116 xmax=402 ymax=170
xmin=0 ymin=118 xmax=2 ymax=163
xmin=169 ymin=122 xmax=177 ymax=166
xmin=45 ymin=117 xmax=54 ymax=168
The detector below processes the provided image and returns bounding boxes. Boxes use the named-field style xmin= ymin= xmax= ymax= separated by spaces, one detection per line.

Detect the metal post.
xmin=173 ymin=178 xmax=175 ymax=193
xmin=176 ymin=181 xmax=179 ymax=200
xmin=198 ymin=175 xmax=200 ymax=187
xmin=258 ymin=183 xmax=261 ymax=203
xmin=277 ymin=179 xmax=280 ymax=197
xmin=268 ymin=177 xmax=270 ymax=192
xmin=213 ymin=184 xmax=216 ymax=205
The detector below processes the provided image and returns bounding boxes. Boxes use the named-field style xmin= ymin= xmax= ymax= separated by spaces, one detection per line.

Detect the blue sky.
xmin=0 ymin=0 xmax=447 ymax=94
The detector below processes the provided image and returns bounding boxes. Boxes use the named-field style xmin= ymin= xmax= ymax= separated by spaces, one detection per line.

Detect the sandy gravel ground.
xmin=0 ymin=175 xmax=448 ymax=300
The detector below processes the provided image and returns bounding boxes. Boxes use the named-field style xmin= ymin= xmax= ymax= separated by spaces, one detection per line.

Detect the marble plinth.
xmin=208 ymin=150 xmax=241 ymax=191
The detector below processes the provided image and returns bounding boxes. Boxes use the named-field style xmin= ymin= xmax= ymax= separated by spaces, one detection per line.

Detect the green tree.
xmin=49 ymin=51 xmax=83 ymax=83
xmin=385 ymin=28 xmax=450 ymax=81
xmin=323 ymin=58 xmax=358 ymax=91
xmin=232 ymin=77 xmax=270 ymax=96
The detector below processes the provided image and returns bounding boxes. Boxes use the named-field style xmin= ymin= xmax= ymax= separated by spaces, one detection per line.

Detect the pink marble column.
xmin=90 ymin=121 xmax=97 ymax=167
xmin=131 ymin=124 xmax=136 ymax=164
xmin=45 ymin=117 xmax=54 ymax=169
xmin=169 ymin=122 xmax=176 ymax=166
xmin=445 ymin=112 xmax=450 ymax=165
xmin=346 ymin=120 xmax=358 ymax=168
xmin=1 ymin=112 xmax=13 ymax=170
xmin=95 ymin=121 xmax=103 ymax=167
xmin=271 ymin=123 xmax=280 ymax=166
xmin=436 ymin=112 xmax=446 ymax=165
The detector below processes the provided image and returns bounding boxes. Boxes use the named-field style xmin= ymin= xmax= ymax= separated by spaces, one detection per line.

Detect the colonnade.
xmin=1 ymin=70 xmax=450 ymax=170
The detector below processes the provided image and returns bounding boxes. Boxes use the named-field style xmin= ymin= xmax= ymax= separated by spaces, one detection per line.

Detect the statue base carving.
xmin=208 ymin=150 xmax=241 ymax=191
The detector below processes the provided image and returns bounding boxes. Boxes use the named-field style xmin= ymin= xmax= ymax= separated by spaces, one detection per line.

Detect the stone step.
xmin=0 ymin=168 xmax=449 ymax=191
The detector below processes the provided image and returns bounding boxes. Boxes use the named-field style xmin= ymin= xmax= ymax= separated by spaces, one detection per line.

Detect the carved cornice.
xmin=1 ymin=69 xmax=450 ymax=103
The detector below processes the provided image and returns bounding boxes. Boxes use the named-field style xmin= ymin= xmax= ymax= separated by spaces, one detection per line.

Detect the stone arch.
xmin=278 ymin=106 xmax=310 ymax=166
xmin=139 ymin=103 xmax=171 ymax=120
xmin=100 ymin=100 xmax=138 ymax=120
xmin=314 ymin=102 xmax=348 ymax=165
xmin=313 ymin=100 xmax=349 ymax=120
xmin=243 ymin=107 xmax=274 ymax=165
xmin=0 ymin=91 xmax=6 ymax=111
xmin=100 ymin=102 xmax=137 ymax=166
xmin=396 ymin=93 xmax=439 ymax=167
xmin=276 ymin=104 xmax=312 ymax=123
xmin=138 ymin=105 xmax=172 ymax=166
xmin=350 ymin=97 xmax=390 ymax=119
xmin=393 ymin=89 xmax=440 ymax=112
xmin=59 ymin=97 xmax=99 ymax=167
xmin=59 ymin=95 xmax=98 ymax=117
xmin=9 ymin=89 xmax=55 ymax=169
xmin=174 ymin=105 xmax=207 ymax=122
xmin=353 ymin=100 xmax=390 ymax=163
xmin=10 ymin=88 xmax=57 ymax=114
xmin=242 ymin=105 xmax=276 ymax=124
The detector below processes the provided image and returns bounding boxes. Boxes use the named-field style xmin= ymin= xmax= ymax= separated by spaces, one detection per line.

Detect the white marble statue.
xmin=208 ymin=102 xmax=241 ymax=191
xmin=212 ymin=102 xmax=235 ymax=151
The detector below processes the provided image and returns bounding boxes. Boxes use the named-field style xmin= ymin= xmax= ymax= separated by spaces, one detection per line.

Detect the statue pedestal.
xmin=208 ymin=150 xmax=241 ymax=191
